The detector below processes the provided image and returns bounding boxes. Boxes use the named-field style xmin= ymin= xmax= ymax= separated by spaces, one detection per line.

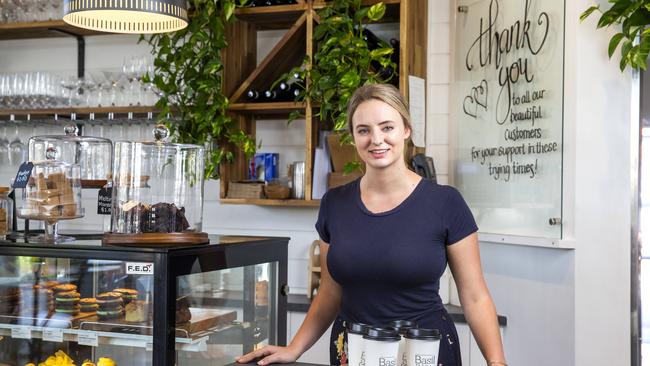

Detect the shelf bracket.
xmin=47 ymin=28 xmax=85 ymax=78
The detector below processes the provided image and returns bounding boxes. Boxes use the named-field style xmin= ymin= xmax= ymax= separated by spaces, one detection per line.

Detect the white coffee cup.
xmin=346 ymin=322 xmax=368 ymax=366
xmin=386 ymin=320 xmax=418 ymax=366
xmin=362 ymin=327 xmax=401 ymax=366
xmin=404 ymin=328 xmax=442 ymax=366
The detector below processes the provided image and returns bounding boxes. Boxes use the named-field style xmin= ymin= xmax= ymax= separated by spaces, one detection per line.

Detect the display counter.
xmin=0 ymin=234 xmax=289 ymax=366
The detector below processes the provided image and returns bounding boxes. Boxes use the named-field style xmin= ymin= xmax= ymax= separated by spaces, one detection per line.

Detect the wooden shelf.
xmin=228 ymin=102 xmax=306 ymax=114
xmin=221 ymin=198 xmax=320 ymax=207
xmin=0 ymin=106 xmax=159 ymax=117
xmin=0 ymin=20 xmax=112 ymax=40
xmin=235 ymin=3 xmax=309 ymax=30
xmin=221 ymin=0 xmax=426 ymax=207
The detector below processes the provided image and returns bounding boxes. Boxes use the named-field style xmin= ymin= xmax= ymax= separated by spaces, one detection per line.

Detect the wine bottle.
xmin=247 ymin=89 xmax=262 ymax=101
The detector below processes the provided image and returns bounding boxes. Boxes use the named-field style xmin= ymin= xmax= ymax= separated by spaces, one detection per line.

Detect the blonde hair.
xmin=346 ymin=83 xmax=412 ymax=135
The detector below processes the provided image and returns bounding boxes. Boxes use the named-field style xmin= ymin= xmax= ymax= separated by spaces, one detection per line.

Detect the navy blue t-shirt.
xmin=315 ymin=178 xmax=478 ymax=328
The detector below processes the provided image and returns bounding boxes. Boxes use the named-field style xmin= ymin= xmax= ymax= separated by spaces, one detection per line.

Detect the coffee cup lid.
xmin=385 ymin=320 xmax=418 ymax=335
xmin=345 ymin=321 xmax=369 ymax=335
xmin=404 ymin=328 xmax=442 ymax=340
xmin=363 ymin=327 xmax=401 ymax=341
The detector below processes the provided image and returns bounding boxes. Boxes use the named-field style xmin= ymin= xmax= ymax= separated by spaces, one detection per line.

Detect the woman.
xmin=237 ymin=84 xmax=506 ymax=366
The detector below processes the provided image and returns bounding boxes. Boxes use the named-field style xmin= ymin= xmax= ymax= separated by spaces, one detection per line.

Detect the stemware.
xmin=8 ymin=118 xmax=25 ymax=167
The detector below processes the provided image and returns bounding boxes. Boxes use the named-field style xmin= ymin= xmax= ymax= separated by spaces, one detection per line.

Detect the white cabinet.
xmin=288 ymin=311 xmax=332 ymax=365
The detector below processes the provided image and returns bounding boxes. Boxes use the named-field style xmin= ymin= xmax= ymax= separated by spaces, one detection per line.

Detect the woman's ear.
xmin=403 ymin=124 xmax=412 ymax=140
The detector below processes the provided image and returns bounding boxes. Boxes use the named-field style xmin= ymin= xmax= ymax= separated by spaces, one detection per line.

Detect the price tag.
xmin=97 ymin=186 xmax=112 ymax=215
xmin=77 ymin=331 xmax=98 ymax=347
xmin=43 ymin=328 xmax=64 ymax=343
xmin=11 ymin=326 xmax=31 ymax=339
xmin=145 ymin=342 xmax=153 ymax=351
xmin=12 ymin=162 xmax=33 ymax=189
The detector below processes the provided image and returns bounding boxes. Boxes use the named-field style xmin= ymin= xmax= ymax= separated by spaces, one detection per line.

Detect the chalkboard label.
xmin=97 ymin=186 xmax=112 ymax=215
xmin=12 ymin=162 xmax=33 ymax=189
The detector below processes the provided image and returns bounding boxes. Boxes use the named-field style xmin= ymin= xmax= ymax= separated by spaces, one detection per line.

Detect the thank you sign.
xmin=454 ymin=0 xmax=564 ymax=238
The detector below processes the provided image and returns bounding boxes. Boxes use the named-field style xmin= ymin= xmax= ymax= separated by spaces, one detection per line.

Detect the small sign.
xmin=145 ymin=342 xmax=153 ymax=351
xmin=126 ymin=262 xmax=154 ymax=275
xmin=43 ymin=328 xmax=64 ymax=343
xmin=77 ymin=331 xmax=98 ymax=347
xmin=11 ymin=326 xmax=31 ymax=339
xmin=97 ymin=186 xmax=112 ymax=215
xmin=12 ymin=162 xmax=33 ymax=189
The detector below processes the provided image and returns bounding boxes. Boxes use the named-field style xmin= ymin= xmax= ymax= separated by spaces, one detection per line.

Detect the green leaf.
xmin=370 ymin=47 xmax=394 ymax=59
xmin=608 ymin=33 xmax=625 ymax=58
xmin=223 ymin=1 xmax=235 ymax=20
xmin=580 ymin=5 xmax=600 ymax=22
xmin=367 ymin=2 xmax=386 ymax=21
xmin=340 ymin=71 xmax=360 ymax=88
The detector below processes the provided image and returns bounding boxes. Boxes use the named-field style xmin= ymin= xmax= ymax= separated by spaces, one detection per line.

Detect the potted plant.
xmin=142 ymin=0 xmax=256 ymax=180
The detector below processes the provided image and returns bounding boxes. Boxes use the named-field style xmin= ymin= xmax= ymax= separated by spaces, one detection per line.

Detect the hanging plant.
xmin=581 ymin=2 xmax=650 ymax=71
xmin=141 ymin=0 xmax=256 ymax=180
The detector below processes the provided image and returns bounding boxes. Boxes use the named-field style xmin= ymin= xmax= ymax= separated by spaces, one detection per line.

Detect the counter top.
xmin=0 ymin=232 xmax=289 ymax=253
xmin=287 ymin=294 xmax=508 ymax=327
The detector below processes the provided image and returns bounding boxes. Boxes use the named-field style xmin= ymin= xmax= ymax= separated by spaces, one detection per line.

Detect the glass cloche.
xmin=104 ymin=125 xmax=207 ymax=245
xmin=28 ymin=125 xmax=113 ymax=187
xmin=17 ymin=160 xmax=84 ymax=243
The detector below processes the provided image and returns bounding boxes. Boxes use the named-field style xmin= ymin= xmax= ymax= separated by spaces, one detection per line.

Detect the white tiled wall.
xmin=426 ymin=0 xmax=452 ymax=186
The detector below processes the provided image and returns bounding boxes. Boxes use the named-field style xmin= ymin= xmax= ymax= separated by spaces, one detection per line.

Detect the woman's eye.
xmin=382 ymin=126 xmax=394 ymax=132
xmin=357 ymin=129 xmax=368 ymax=135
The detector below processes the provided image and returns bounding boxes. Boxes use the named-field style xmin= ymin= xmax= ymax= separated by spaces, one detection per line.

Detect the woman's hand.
xmin=235 ymin=345 xmax=300 ymax=365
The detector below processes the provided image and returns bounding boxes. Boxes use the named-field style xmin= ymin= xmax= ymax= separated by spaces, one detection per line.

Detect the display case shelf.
xmin=0 ymin=322 xmax=209 ymax=352
xmin=0 ymin=20 xmax=111 ymax=40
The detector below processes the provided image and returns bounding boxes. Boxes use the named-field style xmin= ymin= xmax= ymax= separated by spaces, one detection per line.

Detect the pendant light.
xmin=63 ymin=0 xmax=189 ymax=34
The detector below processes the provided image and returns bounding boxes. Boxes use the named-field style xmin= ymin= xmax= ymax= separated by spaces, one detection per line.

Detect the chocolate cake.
xmin=122 ymin=201 xmax=190 ymax=233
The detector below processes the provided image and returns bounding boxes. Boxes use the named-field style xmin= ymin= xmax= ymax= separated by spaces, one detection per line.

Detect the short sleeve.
xmin=444 ymin=187 xmax=478 ymax=245
xmin=315 ymin=191 xmax=331 ymax=243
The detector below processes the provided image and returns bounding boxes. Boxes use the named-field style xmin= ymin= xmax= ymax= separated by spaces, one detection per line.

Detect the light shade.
xmin=63 ymin=0 xmax=188 ymax=34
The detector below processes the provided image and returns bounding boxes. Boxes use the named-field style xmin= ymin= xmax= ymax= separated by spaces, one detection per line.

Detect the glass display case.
xmin=16 ymin=160 xmax=84 ymax=243
xmin=0 ymin=235 xmax=288 ymax=366
xmin=106 ymin=124 xmax=206 ymax=245
xmin=28 ymin=125 xmax=113 ymax=188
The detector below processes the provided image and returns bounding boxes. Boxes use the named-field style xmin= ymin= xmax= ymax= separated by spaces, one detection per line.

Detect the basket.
xmin=227 ymin=181 xmax=265 ymax=199
xmin=264 ymin=185 xmax=291 ymax=199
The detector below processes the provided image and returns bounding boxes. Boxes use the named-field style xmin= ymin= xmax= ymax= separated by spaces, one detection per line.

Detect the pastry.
xmin=96 ymin=357 xmax=116 ymax=366
xmin=54 ymin=291 xmax=80 ymax=316
xmin=79 ymin=298 xmax=98 ymax=313
xmin=40 ymin=280 xmax=60 ymax=289
xmin=0 ymin=286 xmax=22 ymax=315
xmin=124 ymin=300 xmax=148 ymax=323
xmin=96 ymin=292 xmax=123 ymax=320
xmin=175 ymin=296 xmax=192 ymax=324
xmin=52 ymin=283 xmax=77 ymax=294
xmin=122 ymin=201 xmax=190 ymax=233
xmin=112 ymin=288 xmax=138 ymax=304
xmin=25 ymin=172 xmax=78 ymax=219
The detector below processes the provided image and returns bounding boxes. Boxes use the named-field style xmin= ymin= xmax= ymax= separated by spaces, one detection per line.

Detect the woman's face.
xmin=351 ymin=99 xmax=411 ymax=171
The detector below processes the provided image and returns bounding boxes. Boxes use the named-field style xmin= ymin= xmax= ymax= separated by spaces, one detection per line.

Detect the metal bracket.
xmin=47 ymin=28 xmax=85 ymax=78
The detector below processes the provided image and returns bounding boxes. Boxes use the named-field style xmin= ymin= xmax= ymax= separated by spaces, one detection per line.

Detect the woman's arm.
xmin=447 ymin=232 xmax=507 ymax=365
xmin=237 ymin=241 xmax=342 ymax=365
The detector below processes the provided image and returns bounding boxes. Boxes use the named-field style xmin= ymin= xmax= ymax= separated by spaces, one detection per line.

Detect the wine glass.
xmin=0 ymin=122 xmax=10 ymax=167
xmin=9 ymin=118 xmax=25 ymax=167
